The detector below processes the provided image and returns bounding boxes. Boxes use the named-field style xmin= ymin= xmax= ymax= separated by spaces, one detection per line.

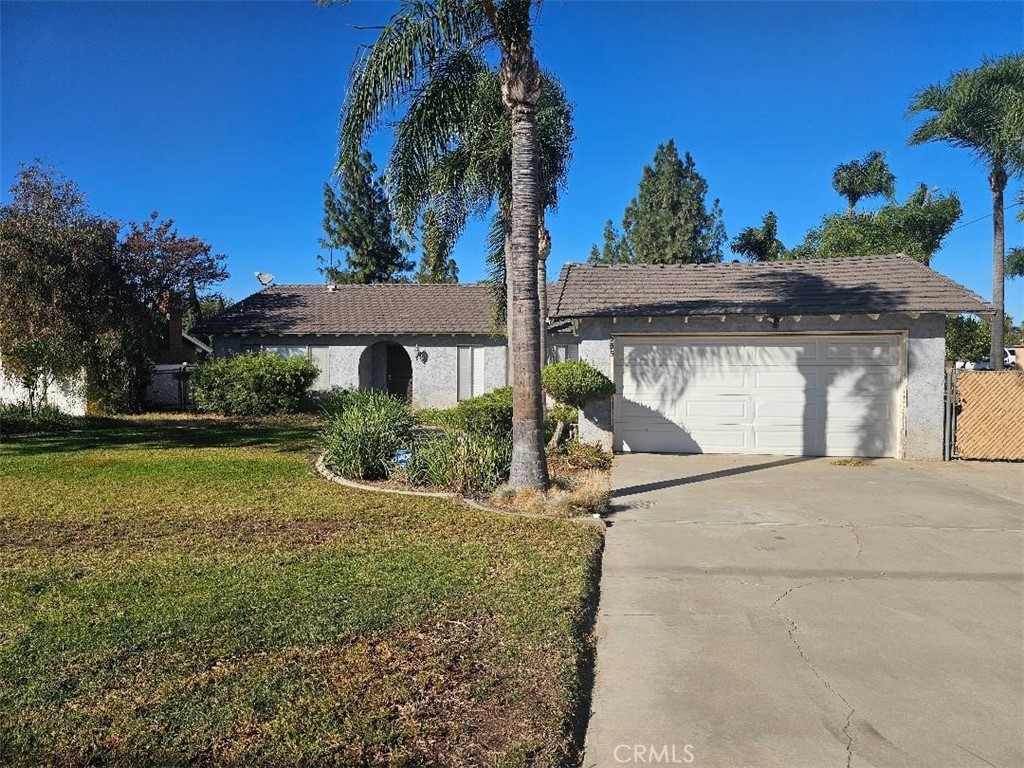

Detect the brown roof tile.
xmin=199 ymin=283 xmax=499 ymax=336
xmin=551 ymin=255 xmax=993 ymax=319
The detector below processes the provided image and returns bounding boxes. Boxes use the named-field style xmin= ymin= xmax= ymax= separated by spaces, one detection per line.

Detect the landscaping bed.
xmin=0 ymin=417 xmax=603 ymax=767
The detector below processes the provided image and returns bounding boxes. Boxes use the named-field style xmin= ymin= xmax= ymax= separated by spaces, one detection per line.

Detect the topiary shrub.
xmin=322 ymin=390 xmax=416 ymax=480
xmin=451 ymin=386 xmax=513 ymax=435
xmin=192 ymin=352 xmax=319 ymax=416
xmin=541 ymin=360 xmax=615 ymax=447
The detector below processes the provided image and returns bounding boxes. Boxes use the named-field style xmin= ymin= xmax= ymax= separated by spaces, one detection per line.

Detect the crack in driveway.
xmin=770 ymin=577 xmax=883 ymax=768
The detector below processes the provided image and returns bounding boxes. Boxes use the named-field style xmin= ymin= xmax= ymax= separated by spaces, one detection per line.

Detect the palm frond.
xmin=387 ymin=50 xmax=489 ymax=230
xmin=339 ymin=0 xmax=489 ymax=163
xmin=485 ymin=206 xmax=509 ymax=334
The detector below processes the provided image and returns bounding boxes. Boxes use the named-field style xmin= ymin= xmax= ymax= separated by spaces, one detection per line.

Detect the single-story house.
xmin=201 ymin=255 xmax=992 ymax=460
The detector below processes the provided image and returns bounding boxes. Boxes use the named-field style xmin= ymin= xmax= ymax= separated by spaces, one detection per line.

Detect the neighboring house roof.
xmin=181 ymin=331 xmax=213 ymax=354
xmin=550 ymin=255 xmax=993 ymax=319
xmin=197 ymin=283 xmax=500 ymax=336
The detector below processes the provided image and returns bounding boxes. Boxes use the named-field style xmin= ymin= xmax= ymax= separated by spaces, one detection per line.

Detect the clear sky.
xmin=2 ymin=1 xmax=1022 ymax=319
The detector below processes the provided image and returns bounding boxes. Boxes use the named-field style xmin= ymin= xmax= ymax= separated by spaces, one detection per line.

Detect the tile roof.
xmin=550 ymin=255 xmax=993 ymax=319
xmin=198 ymin=283 xmax=499 ymax=336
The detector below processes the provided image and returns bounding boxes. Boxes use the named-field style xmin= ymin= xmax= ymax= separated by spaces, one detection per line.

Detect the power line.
xmin=951 ymin=201 xmax=1023 ymax=233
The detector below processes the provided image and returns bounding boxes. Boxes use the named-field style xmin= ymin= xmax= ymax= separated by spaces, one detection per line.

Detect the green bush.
xmin=192 ymin=353 xmax=319 ymax=416
xmin=318 ymin=388 xmax=359 ymax=418
xmin=322 ymin=390 xmax=416 ymax=480
xmin=452 ymin=386 xmax=513 ymax=435
xmin=405 ymin=430 xmax=512 ymax=496
xmin=414 ymin=407 xmax=459 ymax=430
xmin=541 ymin=360 xmax=615 ymax=409
xmin=562 ymin=440 xmax=613 ymax=471
xmin=0 ymin=402 xmax=78 ymax=435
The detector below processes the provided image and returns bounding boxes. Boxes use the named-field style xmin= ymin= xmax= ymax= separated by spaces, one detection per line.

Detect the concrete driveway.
xmin=584 ymin=455 xmax=1023 ymax=768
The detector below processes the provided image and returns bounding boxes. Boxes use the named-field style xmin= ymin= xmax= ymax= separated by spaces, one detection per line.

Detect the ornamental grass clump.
xmin=406 ymin=430 xmax=512 ymax=497
xmin=323 ymin=390 xmax=416 ymax=481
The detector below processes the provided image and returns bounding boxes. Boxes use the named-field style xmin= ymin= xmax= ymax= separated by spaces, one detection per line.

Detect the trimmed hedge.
xmin=541 ymin=360 xmax=615 ymax=410
xmin=192 ymin=353 xmax=319 ymax=416
xmin=451 ymin=386 xmax=513 ymax=435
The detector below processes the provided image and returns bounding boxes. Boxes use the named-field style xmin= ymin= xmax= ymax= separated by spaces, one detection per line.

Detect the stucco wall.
xmin=572 ymin=313 xmax=947 ymax=460
xmin=0 ymin=361 xmax=87 ymax=416
xmin=211 ymin=333 xmax=508 ymax=410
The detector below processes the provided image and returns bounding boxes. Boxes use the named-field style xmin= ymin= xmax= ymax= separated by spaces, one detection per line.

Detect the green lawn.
xmin=0 ymin=417 xmax=603 ymax=767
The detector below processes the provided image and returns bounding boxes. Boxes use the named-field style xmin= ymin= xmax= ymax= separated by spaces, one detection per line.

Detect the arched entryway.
xmin=358 ymin=341 xmax=412 ymax=402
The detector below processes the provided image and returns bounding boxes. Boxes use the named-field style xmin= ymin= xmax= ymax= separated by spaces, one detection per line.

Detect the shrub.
xmin=319 ymin=388 xmax=359 ymax=418
xmin=322 ymin=390 xmax=416 ymax=480
xmin=414 ymin=407 xmax=459 ymax=430
xmin=0 ymin=402 xmax=78 ymax=435
xmin=541 ymin=361 xmax=614 ymax=448
xmin=541 ymin=360 xmax=615 ymax=409
xmin=562 ymin=440 xmax=613 ymax=471
xmin=405 ymin=430 xmax=512 ymax=496
xmin=451 ymin=386 xmax=513 ymax=435
xmin=192 ymin=353 xmax=319 ymax=416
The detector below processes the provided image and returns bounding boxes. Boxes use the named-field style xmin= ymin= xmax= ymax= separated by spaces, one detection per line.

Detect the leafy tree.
xmin=730 ymin=211 xmax=786 ymax=262
xmin=832 ymin=151 xmax=896 ymax=216
xmin=946 ymin=313 xmax=1018 ymax=361
xmin=120 ymin=211 xmax=227 ymax=304
xmin=0 ymin=161 xmax=120 ymax=407
xmin=337 ymin=0 xmax=563 ymax=489
xmin=590 ymin=140 xmax=726 ymax=265
xmin=791 ymin=184 xmax=961 ymax=264
xmin=318 ymin=150 xmax=413 ymax=285
xmin=1007 ymin=247 xmax=1024 ymax=280
xmin=908 ymin=53 xmax=1024 ymax=368
xmin=415 ymin=209 xmax=459 ymax=283
xmin=0 ymin=161 xmax=228 ymax=413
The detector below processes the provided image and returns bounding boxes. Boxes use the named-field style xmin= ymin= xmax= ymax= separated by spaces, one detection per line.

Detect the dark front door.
xmin=386 ymin=344 xmax=412 ymax=401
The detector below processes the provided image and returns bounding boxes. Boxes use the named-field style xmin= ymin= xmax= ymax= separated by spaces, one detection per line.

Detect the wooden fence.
xmin=952 ymin=370 xmax=1024 ymax=461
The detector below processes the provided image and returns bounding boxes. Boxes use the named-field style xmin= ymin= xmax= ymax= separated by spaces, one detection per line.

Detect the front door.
xmin=385 ymin=344 xmax=412 ymax=401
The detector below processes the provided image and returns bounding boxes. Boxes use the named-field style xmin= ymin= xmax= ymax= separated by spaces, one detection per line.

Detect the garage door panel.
xmin=754 ymin=370 xmax=811 ymax=389
xmin=684 ymin=398 xmax=748 ymax=419
xmin=615 ymin=334 xmax=902 ymax=458
xmin=826 ymin=340 xmax=899 ymax=365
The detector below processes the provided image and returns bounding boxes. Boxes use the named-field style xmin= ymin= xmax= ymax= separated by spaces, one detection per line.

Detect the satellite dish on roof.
xmin=255 ymin=271 xmax=274 ymax=286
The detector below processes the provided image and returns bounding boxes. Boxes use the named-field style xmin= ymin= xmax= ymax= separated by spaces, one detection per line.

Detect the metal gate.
xmin=144 ymin=364 xmax=195 ymax=412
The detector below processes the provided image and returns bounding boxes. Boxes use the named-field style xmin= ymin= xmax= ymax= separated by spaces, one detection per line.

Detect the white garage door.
xmin=615 ymin=335 xmax=903 ymax=457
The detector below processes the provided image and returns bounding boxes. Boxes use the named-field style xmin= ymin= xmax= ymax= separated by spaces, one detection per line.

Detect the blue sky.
xmin=2 ymin=1 xmax=1022 ymax=319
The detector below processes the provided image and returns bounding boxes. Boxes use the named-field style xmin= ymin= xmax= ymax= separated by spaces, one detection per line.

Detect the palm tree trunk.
xmin=502 ymin=46 xmax=548 ymax=491
xmin=537 ymin=213 xmax=551 ymax=370
xmin=990 ymin=168 xmax=1006 ymax=370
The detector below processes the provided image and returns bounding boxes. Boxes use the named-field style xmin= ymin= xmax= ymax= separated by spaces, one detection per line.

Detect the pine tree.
xmin=414 ymin=208 xmax=458 ymax=283
xmin=590 ymin=140 xmax=725 ymax=265
xmin=318 ymin=151 xmax=412 ymax=284
xmin=730 ymin=211 xmax=786 ymax=262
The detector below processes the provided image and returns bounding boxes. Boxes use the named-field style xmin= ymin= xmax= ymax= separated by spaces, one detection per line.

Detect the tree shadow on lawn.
xmin=1 ymin=416 xmax=321 ymax=457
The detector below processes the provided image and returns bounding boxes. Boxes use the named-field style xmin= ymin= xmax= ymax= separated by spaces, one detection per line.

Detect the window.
xmin=549 ymin=343 xmax=579 ymax=364
xmin=457 ymin=346 xmax=487 ymax=401
xmin=264 ymin=344 xmax=308 ymax=359
xmin=309 ymin=346 xmax=330 ymax=390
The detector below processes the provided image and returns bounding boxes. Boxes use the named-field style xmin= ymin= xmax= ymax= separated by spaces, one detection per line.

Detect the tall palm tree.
xmin=336 ymin=0 xmax=553 ymax=488
xmin=385 ymin=62 xmax=573 ymax=353
xmin=908 ymin=53 xmax=1024 ymax=368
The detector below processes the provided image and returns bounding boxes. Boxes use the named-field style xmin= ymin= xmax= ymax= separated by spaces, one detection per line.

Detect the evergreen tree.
xmin=415 ymin=208 xmax=458 ymax=283
xmin=588 ymin=220 xmax=628 ymax=264
xmin=318 ymin=151 xmax=412 ymax=284
xmin=730 ymin=211 xmax=786 ymax=262
xmin=590 ymin=140 xmax=725 ymax=264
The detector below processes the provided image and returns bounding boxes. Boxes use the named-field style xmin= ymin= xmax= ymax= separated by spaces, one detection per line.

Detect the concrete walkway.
xmin=584 ymin=454 xmax=1023 ymax=768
